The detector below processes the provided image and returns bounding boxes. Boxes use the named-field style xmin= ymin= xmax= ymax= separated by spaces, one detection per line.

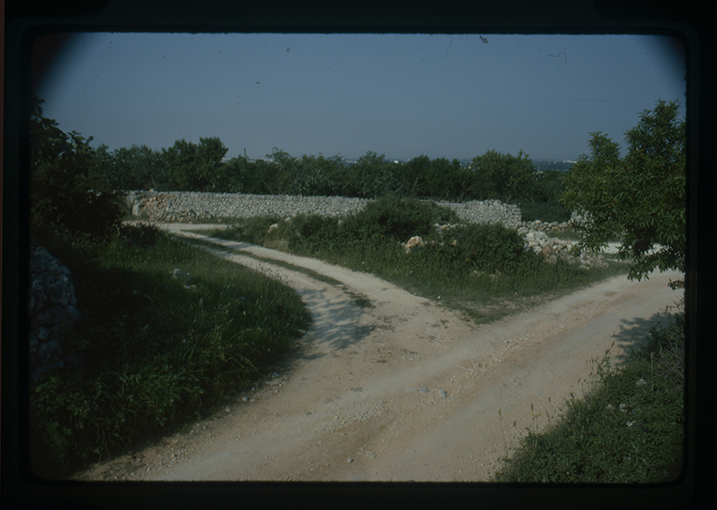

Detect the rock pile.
xmin=519 ymin=219 xmax=571 ymax=232
xmin=399 ymin=221 xmax=607 ymax=270
xmin=518 ymin=222 xmax=606 ymax=269
xmin=28 ymin=243 xmax=83 ymax=379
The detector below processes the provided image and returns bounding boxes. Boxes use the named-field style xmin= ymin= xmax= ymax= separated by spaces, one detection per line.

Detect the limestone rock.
xmin=28 ymin=242 xmax=83 ymax=379
xmin=404 ymin=236 xmax=424 ymax=252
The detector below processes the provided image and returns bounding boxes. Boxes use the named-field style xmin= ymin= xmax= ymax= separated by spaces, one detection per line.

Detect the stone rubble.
xmin=398 ymin=219 xmax=607 ymax=269
xmin=517 ymin=219 xmax=607 ymax=269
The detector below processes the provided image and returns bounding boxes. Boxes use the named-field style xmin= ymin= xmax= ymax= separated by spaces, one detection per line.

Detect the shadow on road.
xmin=296 ymin=285 xmax=371 ymax=354
xmin=610 ymin=311 xmax=678 ymax=365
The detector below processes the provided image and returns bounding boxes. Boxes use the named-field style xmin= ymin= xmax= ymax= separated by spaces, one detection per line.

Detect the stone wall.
xmin=126 ymin=191 xmax=522 ymax=228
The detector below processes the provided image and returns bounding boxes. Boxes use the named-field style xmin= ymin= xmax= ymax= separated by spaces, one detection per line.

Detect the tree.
xmin=560 ymin=100 xmax=686 ymax=286
xmin=427 ymin=158 xmax=472 ymax=201
xmin=469 ymin=150 xmax=535 ymax=202
xmin=101 ymin=144 xmax=169 ymax=190
xmin=346 ymin=151 xmax=401 ymax=198
xmin=163 ymin=137 xmax=228 ymax=191
xmin=532 ymin=169 xmax=566 ymax=203
xmin=30 ymin=97 xmax=126 ymax=240
xmin=401 ymin=155 xmax=431 ymax=197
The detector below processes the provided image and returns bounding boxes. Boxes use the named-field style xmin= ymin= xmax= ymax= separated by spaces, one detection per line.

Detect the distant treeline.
xmin=92 ymin=137 xmax=568 ymax=209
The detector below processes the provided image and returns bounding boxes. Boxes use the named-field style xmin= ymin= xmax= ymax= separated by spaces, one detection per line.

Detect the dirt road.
xmin=77 ymin=225 xmax=683 ymax=482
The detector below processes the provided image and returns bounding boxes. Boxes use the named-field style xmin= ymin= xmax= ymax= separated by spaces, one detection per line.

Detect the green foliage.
xmin=96 ymin=140 xmax=569 ymax=212
xmin=30 ymin=97 xmax=127 ymax=241
xmin=262 ymin=148 xmax=344 ymax=196
xmin=344 ymin=195 xmax=461 ymax=241
xmin=345 ymin=151 xmax=402 ymax=198
xmin=491 ymin=311 xmax=685 ymax=483
xmin=517 ymin=199 xmax=570 ymax=223
xmin=97 ymin=144 xmax=170 ymax=190
xmin=429 ymin=157 xmax=473 ymax=201
xmin=29 ymin=226 xmax=310 ymax=477
xmin=532 ymin=169 xmax=567 ymax=203
xmin=561 ymin=100 xmax=686 ymax=283
xmin=430 ymin=223 xmax=529 ymax=274
xmin=469 ymin=150 xmax=536 ymax=202
xmin=213 ymin=197 xmax=624 ymax=324
xmin=162 ymin=137 xmax=229 ymax=191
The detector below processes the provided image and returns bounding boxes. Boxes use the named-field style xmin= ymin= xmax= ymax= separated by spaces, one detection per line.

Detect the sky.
xmin=33 ymin=32 xmax=687 ymax=162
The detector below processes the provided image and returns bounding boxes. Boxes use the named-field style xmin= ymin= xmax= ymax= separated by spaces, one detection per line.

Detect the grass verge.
xmin=490 ymin=309 xmax=685 ymax=483
xmin=29 ymin=224 xmax=311 ymax=478
xmin=182 ymin=236 xmax=375 ymax=309
xmin=205 ymin=197 xmax=628 ymax=324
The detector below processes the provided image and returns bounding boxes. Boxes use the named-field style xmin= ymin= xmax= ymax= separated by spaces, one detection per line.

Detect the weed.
xmin=491 ymin=311 xmax=685 ymax=483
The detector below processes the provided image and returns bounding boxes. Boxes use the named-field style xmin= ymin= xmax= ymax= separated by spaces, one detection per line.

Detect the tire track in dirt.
xmin=76 ymin=224 xmax=683 ymax=482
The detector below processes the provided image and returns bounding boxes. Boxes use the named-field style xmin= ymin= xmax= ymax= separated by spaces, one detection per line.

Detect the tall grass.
xmin=491 ymin=310 xmax=685 ymax=483
xmin=208 ymin=196 xmax=627 ymax=323
xmin=29 ymin=224 xmax=311 ymax=477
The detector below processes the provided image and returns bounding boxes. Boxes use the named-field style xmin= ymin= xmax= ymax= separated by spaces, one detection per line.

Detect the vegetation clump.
xmin=561 ymin=99 xmax=685 ymax=286
xmin=491 ymin=310 xmax=685 ymax=483
xmin=29 ymin=226 xmax=311 ymax=477
xmin=210 ymin=197 xmax=625 ymax=323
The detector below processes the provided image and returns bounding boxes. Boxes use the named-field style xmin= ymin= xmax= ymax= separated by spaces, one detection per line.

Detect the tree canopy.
xmin=468 ymin=149 xmax=536 ymax=202
xmin=162 ymin=136 xmax=228 ymax=191
xmin=560 ymin=99 xmax=686 ymax=286
xmin=30 ymin=97 xmax=126 ymax=240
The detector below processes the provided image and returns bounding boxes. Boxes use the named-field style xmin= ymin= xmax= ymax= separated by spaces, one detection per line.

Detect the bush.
xmin=30 ymin=97 xmax=127 ymax=241
xmin=343 ymin=196 xmax=461 ymax=242
xmin=413 ymin=223 xmax=531 ymax=275
xmin=517 ymin=200 xmax=570 ymax=223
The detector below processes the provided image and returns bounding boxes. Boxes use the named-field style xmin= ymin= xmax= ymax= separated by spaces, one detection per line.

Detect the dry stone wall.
xmin=126 ymin=191 xmax=522 ymax=228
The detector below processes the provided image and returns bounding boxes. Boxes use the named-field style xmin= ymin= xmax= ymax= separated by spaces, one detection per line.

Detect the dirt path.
xmin=76 ymin=224 xmax=683 ymax=482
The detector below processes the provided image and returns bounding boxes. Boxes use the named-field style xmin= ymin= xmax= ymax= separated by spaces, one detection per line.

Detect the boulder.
xmin=404 ymin=236 xmax=424 ymax=252
xmin=28 ymin=243 xmax=83 ymax=379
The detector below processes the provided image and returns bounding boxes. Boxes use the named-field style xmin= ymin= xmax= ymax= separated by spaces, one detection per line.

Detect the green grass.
xmin=491 ymin=310 xmax=685 ymax=483
xmin=205 ymin=198 xmax=628 ymax=325
xmin=29 ymin=224 xmax=311 ymax=478
xmin=29 ymin=198 xmax=639 ymax=480
xmin=182 ymin=236 xmax=375 ymax=309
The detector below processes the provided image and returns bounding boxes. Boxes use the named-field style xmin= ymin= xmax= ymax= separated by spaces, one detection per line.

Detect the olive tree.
xmin=560 ymin=100 xmax=686 ymax=287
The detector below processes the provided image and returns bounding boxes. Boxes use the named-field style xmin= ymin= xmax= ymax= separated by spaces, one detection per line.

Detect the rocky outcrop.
xmin=28 ymin=243 xmax=82 ymax=379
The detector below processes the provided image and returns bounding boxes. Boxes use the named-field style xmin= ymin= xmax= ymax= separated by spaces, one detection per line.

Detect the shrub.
xmin=344 ymin=196 xmax=460 ymax=242
xmin=435 ymin=223 xmax=530 ymax=274
xmin=491 ymin=311 xmax=685 ymax=483
xmin=30 ymin=97 xmax=127 ymax=242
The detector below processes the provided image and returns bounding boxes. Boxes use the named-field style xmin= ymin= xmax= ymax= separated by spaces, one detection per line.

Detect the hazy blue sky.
xmin=34 ymin=32 xmax=686 ymax=162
